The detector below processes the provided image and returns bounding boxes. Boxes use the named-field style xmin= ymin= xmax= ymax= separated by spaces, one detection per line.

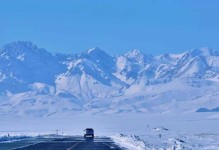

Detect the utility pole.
xmin=55 ymin=130 xmax=59 ymax=135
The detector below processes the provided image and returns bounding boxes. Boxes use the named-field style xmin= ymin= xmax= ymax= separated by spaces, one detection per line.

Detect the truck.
xmin=84 ymin=128 xmax=94 ymax=138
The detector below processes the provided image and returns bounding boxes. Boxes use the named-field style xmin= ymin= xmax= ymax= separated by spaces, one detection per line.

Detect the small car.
xmin=84 ymin=128 xmax=94 ymax=138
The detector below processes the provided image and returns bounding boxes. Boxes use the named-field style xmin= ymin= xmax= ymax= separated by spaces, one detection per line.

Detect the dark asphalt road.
xmin=12 ymin=137 xmax=124 ymax=150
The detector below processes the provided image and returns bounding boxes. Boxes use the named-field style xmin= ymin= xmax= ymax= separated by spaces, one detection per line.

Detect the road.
xmin=11 ymin=137 xmax=124 ymax=150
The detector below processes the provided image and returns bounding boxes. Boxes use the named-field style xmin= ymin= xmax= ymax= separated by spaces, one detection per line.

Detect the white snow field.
xmin=0 ymin=41 xmax=219 ymax=149
xmin=1 ymin=113 xmax=219 ymax=149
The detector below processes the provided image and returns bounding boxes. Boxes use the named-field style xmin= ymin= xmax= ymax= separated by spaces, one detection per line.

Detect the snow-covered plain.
xmin=0 ymin=41 xmax=219 ymax=149
xmin=1 ymin=113 xmax=219 ymax=149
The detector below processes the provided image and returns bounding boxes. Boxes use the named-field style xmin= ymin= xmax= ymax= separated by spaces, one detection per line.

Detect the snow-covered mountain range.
xmin=0 ymin=41 xmax=219 ymax=117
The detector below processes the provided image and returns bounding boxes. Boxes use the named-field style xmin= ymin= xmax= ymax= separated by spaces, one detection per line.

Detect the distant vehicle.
xmin=84 ymin=128 xmax=94 ymax=138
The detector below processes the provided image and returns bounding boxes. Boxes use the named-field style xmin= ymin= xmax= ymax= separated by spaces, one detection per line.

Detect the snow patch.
xmin=112 ymin=134 xmax=151 ymax=150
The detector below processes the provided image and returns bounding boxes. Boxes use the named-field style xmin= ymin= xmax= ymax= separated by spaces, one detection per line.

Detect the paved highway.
xmin=12 ymin=137 xmax=124 ymax=150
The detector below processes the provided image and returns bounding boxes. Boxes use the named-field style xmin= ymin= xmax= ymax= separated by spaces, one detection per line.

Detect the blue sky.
xmin=0 ymin=0 xmax=219 ymax=55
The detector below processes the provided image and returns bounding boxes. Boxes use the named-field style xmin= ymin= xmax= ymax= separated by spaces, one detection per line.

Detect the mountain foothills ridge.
xmin=0 ymin=41 xmax=219 ymax=117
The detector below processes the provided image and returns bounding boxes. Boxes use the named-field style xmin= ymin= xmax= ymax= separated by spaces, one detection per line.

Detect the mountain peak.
xmin=2 ymin=41 xmax=37 ymax=51
xmin=124 ymin=49 xmax=153 ymax=63
xmin=199 ymin=47 xmax=218 ymax=56
xmin=83 ymin=47 xmax=113 ymax=60
xmin=0 ymin=41 xmax=54 ymax=63
xmin=1 ymin=41 xmax=40 ymax=56
xmin=187 ymin=47 xmax=219 ymax=57
xmin=125 ymin=49 xmax=143 ymax=57
xmin=87 ymin=47 xmax=102 ymax=53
